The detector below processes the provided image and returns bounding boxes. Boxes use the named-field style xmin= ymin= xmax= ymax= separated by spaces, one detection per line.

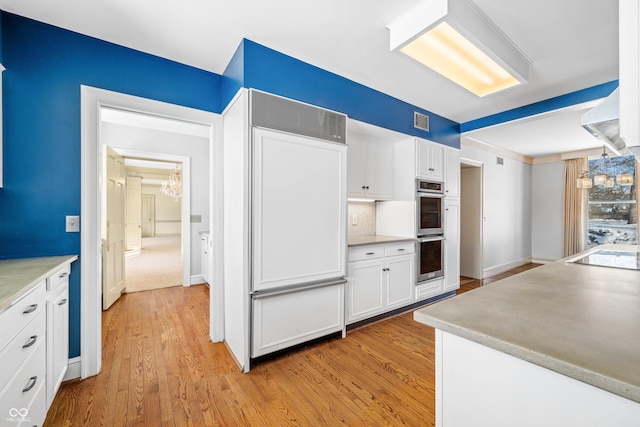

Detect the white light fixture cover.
xmin=387 ymin=0 xmax=530 ymax=97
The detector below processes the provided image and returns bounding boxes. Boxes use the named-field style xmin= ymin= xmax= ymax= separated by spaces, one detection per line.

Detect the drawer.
xmin=0 ymin=311 xmax=45 ymax=391
xmin=0 ymin=338 xmax=46 ymax=425
xmin=48 ymin=264 xmax=71 ymax=292
xmin=348 ymin=245 xmax=384 ymax=262
xmin=0 ymin=282 xmax=46 ymax=353
xmin=384 ymin=241 xmax=415 ymax=257
xmin=416 ymin=278 xmax=444 ymax=301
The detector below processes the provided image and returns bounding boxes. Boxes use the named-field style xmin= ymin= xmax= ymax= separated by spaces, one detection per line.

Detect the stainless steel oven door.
xmin=417 ymin=235 xmax=444 ymax=283
xmin=416 ymin=193 xmax=444 ymax=236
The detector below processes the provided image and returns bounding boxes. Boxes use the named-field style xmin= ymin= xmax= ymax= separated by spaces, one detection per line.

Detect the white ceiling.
xmin=0 ymin=0 xmax=619 ymax=157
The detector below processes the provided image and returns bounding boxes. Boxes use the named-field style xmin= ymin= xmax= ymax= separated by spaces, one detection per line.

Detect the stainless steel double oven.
xmin=416 ymin=179 xmax=445 ymax=283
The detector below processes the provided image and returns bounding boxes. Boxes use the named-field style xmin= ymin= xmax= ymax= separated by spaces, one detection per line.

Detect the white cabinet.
xmin=200 ymin=232 xmax=210 ymax=284
xmin=0 ymin=282 xmax=47 ymax=427
xmin=347 ymin=241 xmax=415 ymax=324
xmin=416 ymin=278 xmax=444 ymax=301
xmin=348 ymin=134 xmax=394 ymax=200
xmin=46 ymin=264 xmax=70 ymax=408
xmin=444 ymin=148 xmax=460 ymax=199
xmin=416 ymin=138 xmax=444 ymax=181
xmin=619 ymin=1 xmax=640 ymax=153
xmin=444 ymin=199 xmax=460 ymax=292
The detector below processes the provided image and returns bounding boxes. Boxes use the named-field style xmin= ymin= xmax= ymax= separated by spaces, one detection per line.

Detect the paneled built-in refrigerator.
xmin=223 ymin=90 xmax=347 ymax=371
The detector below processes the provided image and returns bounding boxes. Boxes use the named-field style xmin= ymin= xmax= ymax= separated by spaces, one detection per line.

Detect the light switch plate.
xmin=190 ymin=215 xmax=202 ymax=223
xmin=66 ymin=215 xmax=80 ymax=232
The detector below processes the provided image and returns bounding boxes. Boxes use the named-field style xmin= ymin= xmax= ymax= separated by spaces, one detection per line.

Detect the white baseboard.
xmin=190 ymin=275 xmax=206 ymax=285
xmin=483 ymin=257 xmax=533 ymax=279
xmin=63 ymin=356 xmax=82 ymax=381
xmin=531 ymin=257 xmax=558 ymax=264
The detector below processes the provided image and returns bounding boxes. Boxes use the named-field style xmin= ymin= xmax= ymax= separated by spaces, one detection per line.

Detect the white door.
xmin=125 ymin=176 xmax=142 ymax=251
xmin=386 ymin=255 xmax=414 ymax=310
xmin=365 ymin=137 xmax=394 ymax=200
xmin=252 ymin=128 xmax=347 ymax=292
xmin=103 ymin=146 xmax=126 ymax=309
xmin=444 ymin=199 xmax=460 ymax=292
xmin=141 ymin=194 xmax=155 ymax=237
xmin=346 ymin=260 xmax=385 ymax=323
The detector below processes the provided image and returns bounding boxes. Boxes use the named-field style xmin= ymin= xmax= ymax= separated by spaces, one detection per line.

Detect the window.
xmin=587 ymin=155 xmax=637 ymax=247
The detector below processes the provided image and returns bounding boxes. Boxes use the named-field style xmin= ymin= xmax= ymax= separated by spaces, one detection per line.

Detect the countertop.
xmin=414 ymin=245 xmax=640 ymax=403
xmin=0 ymin=255 xmax=78 ymax=312
xmin=348 ymin=235 xmax=415 ymax=247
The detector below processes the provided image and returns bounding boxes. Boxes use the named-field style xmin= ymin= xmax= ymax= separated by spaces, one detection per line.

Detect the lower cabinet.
xmin=201 ymin=233 xmax=210 ymax=284
xmin=347 ymin=242 xmax=415 ymax=324
xmin=444 ymin=200 xmax=460 ymax=292
xmin=46 ymin=279 xmax=69 ymax=408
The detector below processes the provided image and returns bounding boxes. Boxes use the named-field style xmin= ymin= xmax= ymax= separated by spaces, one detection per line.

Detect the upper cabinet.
xmin=416 ymin=138 xmax=444 ymax=181
xmin=0 ymin=65 xmax=5 ymax=188
xmin=348 ymin=133 xmax=394 ymax=200
xmin=444 ymin=148 xmax=460 ymax=199
xmin=619 ymin=1 xmax=640 ymax=153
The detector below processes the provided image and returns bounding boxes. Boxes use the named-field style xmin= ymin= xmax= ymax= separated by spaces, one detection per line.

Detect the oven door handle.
xmin=417 ymin=192 xmax=445 ymax=198
xmin=418 ymin=236 xmax=445 ymax=243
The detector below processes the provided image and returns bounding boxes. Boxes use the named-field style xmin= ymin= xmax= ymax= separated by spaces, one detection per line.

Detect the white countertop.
xmin=347 ymin=235 xmax=416 ymax=247
xmin=414 ymin=245 xmax=640 ymax=403
xmin=0 ymin=255 xmax=78 ymax=312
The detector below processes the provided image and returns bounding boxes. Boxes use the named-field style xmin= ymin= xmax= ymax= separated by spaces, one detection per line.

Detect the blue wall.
xmin=224 ymin=39 xmax=461 ymax=148
xmin=0 ymin=12 xmax=222 ymax=357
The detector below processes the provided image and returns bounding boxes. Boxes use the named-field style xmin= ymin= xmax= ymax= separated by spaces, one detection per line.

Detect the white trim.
xmin=81 ymin=86 xmax=223 ymax=379
xmin=63 ymin=357 xmax=82 ymax=382
xmin=483 ymin=256 xmax=532 ymax=279
xmin=191 ymin=275 xmax=205 ymax=285
xmin=112 ymin=147 xmax=191 ymax=288
xmin=462 ymin=136 xmax=534 ymax=164
xmin=531 ymin=257 xmax=558 ymax=264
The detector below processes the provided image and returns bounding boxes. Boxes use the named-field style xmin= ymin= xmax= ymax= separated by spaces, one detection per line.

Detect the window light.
xmin=388 ymin=0 xmax=530 ymax=97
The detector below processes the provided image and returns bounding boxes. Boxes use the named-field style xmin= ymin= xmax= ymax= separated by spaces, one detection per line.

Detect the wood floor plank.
xmin=45 ymin=264 xmax=541 ymax=427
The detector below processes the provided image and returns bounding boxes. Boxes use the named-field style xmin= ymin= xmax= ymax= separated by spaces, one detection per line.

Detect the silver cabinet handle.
xmin=59 ymin=272 xmax=68 ymax=279
xmin=397 ymin=248 xmax=405 ymax=252
xmin=22 ymin=335 xmax=38 ymax=349
xmin=23 ymin=304 xmax=37 ymax=314
xmin=365 ymin=252 xmax=375 ymax=255
xmin=58 ymin=299 xmax=68 ymax=306
xmin=22 ymin=376 xmax=37 ymax=393
xmin=382 ymin=268 xmax=390 ymax=272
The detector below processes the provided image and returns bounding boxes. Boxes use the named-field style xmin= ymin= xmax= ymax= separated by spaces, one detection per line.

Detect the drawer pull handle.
xmin=58 ymin=299 xmax=68 ymax=306
xmin=365 ymin=252 xmax=375 ymax=255
xmin=23 ymin=304 xmax=38 ymax=314
xmin=22 ymin=376 xmax=37 ymax=393
xmin=397 ymin=248 xmax=405 ymax=252
xmin=58 ymin=272 xmax=68 ymax=279
xmin=22 ymin=335 xmax=38 ymax=349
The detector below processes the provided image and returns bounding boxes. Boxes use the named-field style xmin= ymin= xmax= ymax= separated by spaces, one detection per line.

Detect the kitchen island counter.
xmin=415 ymin=244 xmax=640 ymax=406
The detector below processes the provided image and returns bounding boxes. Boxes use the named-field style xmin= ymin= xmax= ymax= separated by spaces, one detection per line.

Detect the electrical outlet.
xmin=351 ymin=214 xmax=358 ymax=226
xmin=190 ymin=215 xmax=202 ymax=223
xmin=66 ymin=215 xmax=80 ymax=232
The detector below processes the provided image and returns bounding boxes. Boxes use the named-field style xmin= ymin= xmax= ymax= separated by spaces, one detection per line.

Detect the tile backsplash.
xmin=348 ymin=202 xmax=376 ymax=236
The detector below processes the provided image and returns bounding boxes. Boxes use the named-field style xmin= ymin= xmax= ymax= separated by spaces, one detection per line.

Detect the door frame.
xmin=459 ymin=157 xmax=484 ymax=280
xmin=81 ymin=86 xmax=224 ymax=379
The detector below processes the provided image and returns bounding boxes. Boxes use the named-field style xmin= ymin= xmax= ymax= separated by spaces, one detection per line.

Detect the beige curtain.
xmin=563 ymin=158 xmax=588 ymax=257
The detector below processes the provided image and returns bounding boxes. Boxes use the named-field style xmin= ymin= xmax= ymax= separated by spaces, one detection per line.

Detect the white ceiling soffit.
xmin=0 ymin=0 xmax=618 ymax=124
xmin=100 ymin=107 xmax=210 ymax=138
xmin=462 ymin=100 xmax=604 ymax=158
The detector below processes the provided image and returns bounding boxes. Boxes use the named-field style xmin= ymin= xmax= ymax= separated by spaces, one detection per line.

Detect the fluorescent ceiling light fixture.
xmin=388 ymin=0 xmax=530 ymax=97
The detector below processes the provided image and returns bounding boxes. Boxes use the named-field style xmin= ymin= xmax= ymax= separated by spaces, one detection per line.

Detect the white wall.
xmin=101 ymin=122 xmax=210 ymax=276
xmin=142 ymin=184 xmax=182 ymax=235
xmin=531 ymin=161 xmax=564 ymax=261
xmin=461 ymin=143 xmax=532 ymax=273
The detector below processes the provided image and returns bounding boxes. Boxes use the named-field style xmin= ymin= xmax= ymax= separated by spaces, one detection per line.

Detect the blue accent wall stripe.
xmin=461 ymin=80 xmax=619 ymax=133
xmin=240 ymin=39 xmax=460 ymax=148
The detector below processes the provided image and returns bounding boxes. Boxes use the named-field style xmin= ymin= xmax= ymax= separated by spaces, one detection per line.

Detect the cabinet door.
xmin=201 ymin=234 xmax=209 ymax=284
xmin=347 ymin=260 xmax=385 ymax=323
xmin=444 ymin=200 xmax=460 ymax=292
xmin=416 ymin=139 xmax=444 ymax=180
xmin=47 ymin=283 xmax=69 ymax=407
xmin=445 ymin=149 xmax=460 ymax=199
xmin=429 ymin=144 xmax=445 ymax=181
xmin=386 ymin=255 xmax=415 ymax=310
xmin=347 ymin=136 xmax=366 ymax=197
xmin=365 ymin=137 xmax=394 ymax=200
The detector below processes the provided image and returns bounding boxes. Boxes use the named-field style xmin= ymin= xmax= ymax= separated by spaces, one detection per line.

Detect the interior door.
xmin=141 ymin=194 xmax=155 ymax=237
xmin=125 ymin=176 xmax=142 ymax=251
xmin=103 ymin=145 xmax=126 ymax=310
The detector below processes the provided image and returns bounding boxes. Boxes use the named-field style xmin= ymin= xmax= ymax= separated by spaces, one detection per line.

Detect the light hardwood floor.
xmin=45 ymin=263 xmax=541 ymax=427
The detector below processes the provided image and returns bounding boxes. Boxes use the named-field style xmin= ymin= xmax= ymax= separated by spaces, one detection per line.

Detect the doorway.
xmin=80 ymin=86 xmax=224 ymax=379
xmin=460 ymin=158 xmax=484 ymax=280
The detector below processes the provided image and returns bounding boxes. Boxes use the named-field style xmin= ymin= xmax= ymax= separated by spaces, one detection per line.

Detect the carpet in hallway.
xmin=125 ymin=235 xmax=182 ymax=292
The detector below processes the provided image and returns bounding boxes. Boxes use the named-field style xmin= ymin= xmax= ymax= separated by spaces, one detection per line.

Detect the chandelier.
xmin=161 ymin=165 xmax=182 ymax=201
xmin=577 ymin=146 xmax=634 ymax=189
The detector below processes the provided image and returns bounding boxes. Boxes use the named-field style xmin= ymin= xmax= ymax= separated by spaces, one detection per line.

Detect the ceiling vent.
xmin=414 ymin=112 xmax=430 ymax=131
